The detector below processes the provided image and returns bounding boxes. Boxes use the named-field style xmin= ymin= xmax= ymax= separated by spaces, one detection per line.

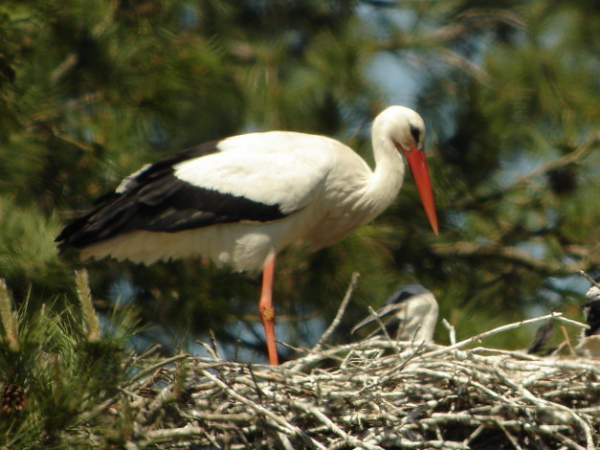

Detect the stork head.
xmin=382 ymin=106 xmax=427 ymax=151
xmin=586 ymin=285 xmax=600 ymax=302
xmin=375 ymin=106 xmax=438 ymax=235
xmin=351 ymin=284 xmax=439 ymax=342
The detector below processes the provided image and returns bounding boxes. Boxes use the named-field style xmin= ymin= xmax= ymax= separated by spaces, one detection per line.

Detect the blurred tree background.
xmin=0 ymin=0 xmax=599 ymax=363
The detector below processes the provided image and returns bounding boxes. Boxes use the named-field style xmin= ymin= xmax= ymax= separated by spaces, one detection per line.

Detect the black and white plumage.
xmin=57 ymin=106 xmax=439 ymax=365
xmin=351 ymin=284 xmax=439 ymax=343
xmin=575 ymin=285 xmax=600 ymax=358
xmin=576 ymin=285 xmax=600 ymax=357
xmin=582 ymin=286 xmax=600 ymax=337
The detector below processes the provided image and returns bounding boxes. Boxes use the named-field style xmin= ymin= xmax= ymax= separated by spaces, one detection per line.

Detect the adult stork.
xmin=56 ymin=105 xmax=439 ymax=365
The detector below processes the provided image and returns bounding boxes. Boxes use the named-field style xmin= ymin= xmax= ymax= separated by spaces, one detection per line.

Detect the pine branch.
xmin=0 ymin=279 xmax=19 ymax=352
xmin=431 ymin=241 xmax=594 ymax=274
xmin=452 ymin=139 xmax=598 ymax=210
xmin=75 ymin=270 xmax=101 ymax=342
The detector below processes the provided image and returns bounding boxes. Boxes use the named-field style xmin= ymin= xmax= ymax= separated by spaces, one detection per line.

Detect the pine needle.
xmin=74 ymin=270 xmax=101 ymax=342
xmin=0 ymin=279 xmax=20 ymax=352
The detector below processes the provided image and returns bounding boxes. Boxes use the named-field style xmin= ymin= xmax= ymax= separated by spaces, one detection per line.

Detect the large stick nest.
xmin=101 ymin=326 xmax=599 ymax=450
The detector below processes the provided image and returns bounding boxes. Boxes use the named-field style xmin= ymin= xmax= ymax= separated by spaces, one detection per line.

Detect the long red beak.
xmin=399 ymin=145 xmax=439 ymax=235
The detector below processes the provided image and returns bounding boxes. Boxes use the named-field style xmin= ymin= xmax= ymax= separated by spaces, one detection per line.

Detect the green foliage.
xmin=0 ymin=0 xmax=598 ymax=361
xmin=0 ymin=275 xmax=140 ymax=448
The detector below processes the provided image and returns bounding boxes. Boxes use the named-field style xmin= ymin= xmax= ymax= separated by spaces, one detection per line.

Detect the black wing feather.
xmin=57 ymin=141 xmax=287 ymax=250
xmin=584 ymin=300 xmax=600 ymax=337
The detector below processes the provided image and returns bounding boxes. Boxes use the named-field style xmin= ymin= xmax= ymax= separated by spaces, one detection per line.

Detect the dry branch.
xmin=62 ymin=314 xmax=600 ymax=449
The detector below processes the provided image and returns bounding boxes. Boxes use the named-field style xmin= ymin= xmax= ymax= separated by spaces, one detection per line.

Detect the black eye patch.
xmin=409 ymin=123 xmax=421 ymax=145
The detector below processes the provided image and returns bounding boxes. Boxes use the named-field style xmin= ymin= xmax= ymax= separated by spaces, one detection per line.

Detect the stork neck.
xmin=365 ymin=131 xmax=406 ymax=213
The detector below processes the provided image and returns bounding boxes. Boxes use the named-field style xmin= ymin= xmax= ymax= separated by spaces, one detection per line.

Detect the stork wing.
xmin=57 ymin=132 xmax=336 ymax=249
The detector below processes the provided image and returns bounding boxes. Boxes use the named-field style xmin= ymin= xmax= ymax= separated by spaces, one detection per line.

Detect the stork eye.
xmin=409 ymin=123 xmax=421 ymax=145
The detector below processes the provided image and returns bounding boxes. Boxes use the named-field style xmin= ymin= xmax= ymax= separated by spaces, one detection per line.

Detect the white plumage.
xmin=57 ymin=105 xmax=439 ymax=364
xmin=352 ymin=284 xmax=439 ymax=343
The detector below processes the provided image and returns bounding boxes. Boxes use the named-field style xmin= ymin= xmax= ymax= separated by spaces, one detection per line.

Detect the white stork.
xmin=575 ymin=285 xmax=600 ymax=357
xmin=351 ymin=284 xmax=439 ymax=343
xmin=56 ymin=105 xmax=439 ymax=365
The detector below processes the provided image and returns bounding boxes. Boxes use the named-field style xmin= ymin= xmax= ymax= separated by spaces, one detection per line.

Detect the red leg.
xmin=258 ymin=252 xmax=279 ymax=365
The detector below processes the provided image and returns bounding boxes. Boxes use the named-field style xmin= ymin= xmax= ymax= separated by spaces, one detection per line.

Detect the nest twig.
xmin=80 ymin=311 xmax=599 ymax=450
